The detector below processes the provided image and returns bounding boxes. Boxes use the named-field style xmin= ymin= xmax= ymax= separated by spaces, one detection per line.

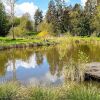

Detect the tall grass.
xmin=67 ymin=83 xmax=100 ymax=100
xmin=29 ymin=87 xmax=58 ymax=100
xmin=0 ymin=82 xmax=100 ymax=100
xmin=0 ymin=82 xmax=19 ymax=100
xmin=64 ymin=50 xmax=89 ymax=82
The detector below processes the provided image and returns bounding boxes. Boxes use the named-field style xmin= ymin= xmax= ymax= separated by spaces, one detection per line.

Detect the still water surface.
xmin=0 ymin=43 xmax=100 ymax=86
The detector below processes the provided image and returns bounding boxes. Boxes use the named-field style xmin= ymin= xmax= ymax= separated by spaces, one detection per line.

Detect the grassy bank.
xmin=0 ymin=37 xmax=58 ymax=47
xmin=0 ymin=36 xmax=100 ymax=47
xmin=0 ymin=82 xmax=100 ymax=100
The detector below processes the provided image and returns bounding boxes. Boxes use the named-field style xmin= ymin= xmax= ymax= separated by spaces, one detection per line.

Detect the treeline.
xmin=0 ymin=0 xmax=100 ymax=37
xmin=35 ymin=0 xmax=100 ymax=37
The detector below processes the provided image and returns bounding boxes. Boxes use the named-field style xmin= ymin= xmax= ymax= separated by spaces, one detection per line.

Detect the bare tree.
xmin=4 ymin=0 xmax=18 ymax=39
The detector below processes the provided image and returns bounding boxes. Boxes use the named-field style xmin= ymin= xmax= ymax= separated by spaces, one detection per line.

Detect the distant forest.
xmin=0 ymin=0 xmax=100 ymax=37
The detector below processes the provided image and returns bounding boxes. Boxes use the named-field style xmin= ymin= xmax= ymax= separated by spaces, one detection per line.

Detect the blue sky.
xmin=5 ymin=0 xmax=86 ymax=18
xmin=17 ymin=0 xmax=82 ymax=11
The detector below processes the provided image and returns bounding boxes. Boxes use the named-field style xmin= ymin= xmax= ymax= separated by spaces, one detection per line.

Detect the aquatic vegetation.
xmin=64 ymin=50 xmax=89 ymax=82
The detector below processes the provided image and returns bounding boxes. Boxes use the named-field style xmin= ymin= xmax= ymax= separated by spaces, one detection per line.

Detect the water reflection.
xmin=0 ymin=43 xmax=100 ymax=86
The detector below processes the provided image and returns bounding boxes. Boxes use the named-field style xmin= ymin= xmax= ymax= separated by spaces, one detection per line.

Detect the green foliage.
xmin=34 ymin=9 xmax=43 ymax=32
xmin=45 ymin=1 xmax=93 ymax=36
xmin=8 ymin=17 xmax=20 ymax=28
xmin=26 ymin=32 xmax=38 ymax=36
xmin=44 ymin=0 xmax=100 ymax=36
xmin=38 ymin=21 xmax=54 ymax=35
xmin=9 ymin=26 xmax=26 ymax=37
xmin=46 ymin=0 xmax=57 ymax=34
xmin=46 ymin=0 xmax=70 ymax=35
xmin=0 ymin=0 xmax=100 ymax=37
xmin=67 ymin=84 xmax=100 ymax=100
xmin=0 ymin=2 xmax=9 ymax=36
xmin=0 ymin=82 xmax=19 ymax=99
xmin=69 ymin=7 xmax=81 ymax=36
xmin=0 ymin=82 xmax=100 ymax=100
xmin=91 ymin=6 xmax=100 ymax=37
xmin=46 ymin=0 xmax=56 ymax=24
xmin=29 ymin=87 xmax=58 ymax=100
xmin=20 ymin=13 xmax=33 ymax=32
xmin=78 ymin=50 xmax=89 ymax=63
xmin=64 ymin=48 xmax=89 ymax=82
xmin=8 ymin=13 xmax=33 ymax=37
xmin=79 ymin=14 xmax=92 ymax=36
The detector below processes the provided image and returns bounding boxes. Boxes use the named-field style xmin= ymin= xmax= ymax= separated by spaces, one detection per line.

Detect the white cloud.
xmin=15 ymin=2 xmax=38 ymax=18
xmin=4 ymin=2 xmax=38 ymax=18
xmin=81 ymin=0 xmax=87 ymax=6
xmin=61 ymin=0 xmax=69 ymax=2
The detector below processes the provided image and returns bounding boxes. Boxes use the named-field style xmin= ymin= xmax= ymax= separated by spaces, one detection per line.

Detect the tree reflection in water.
xmin=0 ymin=43 xmax=99 ymax=85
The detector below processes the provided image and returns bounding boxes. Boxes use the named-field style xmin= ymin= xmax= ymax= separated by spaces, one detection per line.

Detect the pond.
xmin=0 ymin=42 xmax=100 ymax=86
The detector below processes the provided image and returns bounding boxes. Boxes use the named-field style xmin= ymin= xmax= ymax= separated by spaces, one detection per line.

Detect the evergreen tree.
xmin=79 ymin=12 xmax=92 ymax=36
xmin=34 ymin=9 xmax=43 ymax=32
xmin=46 ymin=0 xmax=56 ymax=23
xmin=46 ymin=0 xmax=58 ymax=34
xmin=55 ymin=0 xmax=65 ymax=34
xmin=60 ymin=6 xmax=71 ymax=33
xmin=85 ymin=0 xmax=98 ymax=15
xmin=0 ymin=2 xmax=8 ymax=36
xmin=91 ymin=5 xmax=100 ymax=36
xmin=46 ymin=0 xmax=66 ymax=35
xmin=69 ymin=4 xmax=82 ymax=36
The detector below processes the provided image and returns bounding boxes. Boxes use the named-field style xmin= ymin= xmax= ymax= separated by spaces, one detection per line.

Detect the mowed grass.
xmin=0 ymin=82 xmax=100 ymax=100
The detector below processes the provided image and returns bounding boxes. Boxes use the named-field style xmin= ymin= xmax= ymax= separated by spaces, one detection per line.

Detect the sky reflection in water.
xmin=0 ymin=43 xmax=100 ymax=86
